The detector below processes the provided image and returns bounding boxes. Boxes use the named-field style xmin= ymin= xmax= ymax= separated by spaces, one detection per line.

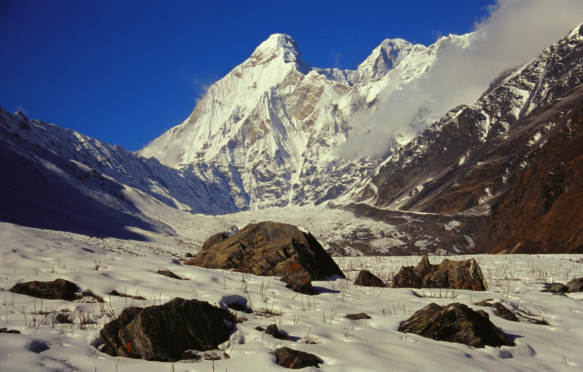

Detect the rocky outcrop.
xmin=100 ymin=298 xmax=236 ymax=362
xmin=398 ymin=303 xmax=514 ymax=348
xmin=353 ymin=270 xmax=384 ymax=287
xmin=10 ymin=279 xmax=82 ymax=301
xmin=273 ymin=347 xmax=322 ymax=369
xmin=393 ymin=255 xmax=486 ymax=290
xmin=186 ymin=222 xmax=345 ymax=294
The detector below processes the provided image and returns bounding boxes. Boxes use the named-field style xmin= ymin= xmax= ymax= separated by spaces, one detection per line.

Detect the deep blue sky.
xmin=0 ymin=0 xmax=494 ymax=151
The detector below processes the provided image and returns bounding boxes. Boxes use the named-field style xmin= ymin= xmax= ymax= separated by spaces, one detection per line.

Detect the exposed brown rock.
xmin=393 ymin=255 xmax=486 ymax=291
xmin=0 ymin=327 xmax=20 ymax=334
xmin=186 ymin=221 xmax=345 ymax=294
xmin=265 ymin=324 xmax=291 ymax=341
xmin=398 ymin=302 xmax=514 ymax=348
xmin=107 ymin=290 xmax=147 ymax=301
xmin=157 ymin=270 xmax=185 ymax=280
xmin=346 ymin=313 xmax=371 ymax=320
xmin=353 ymin=270 xmax=384 ymax=287
xmin=479 ymin=89 xmax=583 ymax=254
xmin=99 ymin=298 xmax=235 ymax=362
xmin=10 ymin=278 xmax=82 ymax=301
xmin=273 ymin=347 xmax=322 ymax=369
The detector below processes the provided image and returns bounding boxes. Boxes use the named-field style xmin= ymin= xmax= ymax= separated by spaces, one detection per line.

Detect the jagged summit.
xmin=245 ymin=33 xmax=310 ymax=73
xmin=357 ymin=38 xmax=413 ymax=78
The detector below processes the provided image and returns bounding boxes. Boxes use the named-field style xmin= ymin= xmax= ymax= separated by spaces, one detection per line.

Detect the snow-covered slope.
xmin=140 ymin=33 xmax=471 ymax=210
xmin=0 ymin=107 xmax=238 ymax=235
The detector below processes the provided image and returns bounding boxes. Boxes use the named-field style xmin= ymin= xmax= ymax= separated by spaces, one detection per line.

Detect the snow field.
xmin=1 ymin=222 xmax=583 ymax=371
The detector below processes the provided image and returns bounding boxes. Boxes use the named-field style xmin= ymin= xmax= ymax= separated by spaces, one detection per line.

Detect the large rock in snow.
xmin=393 ymin=255 xmax=486 ymax=290
xmin=399 ymin=302 xmax=514 ymax=348
xmin=100 ymin=298 xmax=236 ymax=361
xmin=186 ymin=221 xmax=345 ymax=294
xmin=353 ymin=270 xmax=384 ymax=287
xmin=273 ymin=347 xmax=322 ymax=369
xmin=10 ymin=279 xmax=82 ymax=301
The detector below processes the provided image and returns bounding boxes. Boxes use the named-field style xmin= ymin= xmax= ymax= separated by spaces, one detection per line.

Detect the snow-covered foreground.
xmin=1 ymin=221 xmax=583 ymax=372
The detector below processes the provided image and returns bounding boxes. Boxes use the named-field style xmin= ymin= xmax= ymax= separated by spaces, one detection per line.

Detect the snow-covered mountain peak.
xmin=245 ymin=33 xmax=310 ymax=73
xmin=357 ymin=38 xmax=414 ymax=79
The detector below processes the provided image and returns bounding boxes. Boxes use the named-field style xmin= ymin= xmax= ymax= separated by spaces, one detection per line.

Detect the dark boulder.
xmin=107 ymin=290 xmax=146 ymax=301
xmin=273 ymin=347 xmax=322 ymax=369
xmin=346 ymin=313 xmax=371 ymax=320
xmin=474 ymin=301 xmax=518 ymax=322
xmin=399 ymin=302 xmax=514 ymax=348
xmin=541 ymin=283 xmax=567 ymax=292
xmin=547 ymin=283 xmax=569 ymax=293
xmin=265 ymin=324 xmax=291 ymax=341
xmin=393 ymin=255 xmax=486 ymax=291
xmin=99 ymin=298 xmax=236 ymax=362
xmin=353 ymin=270 xmax=384 ymax=287
xmin=10 ymin=279 xmax=82 ymax=301
xmin=157 ymin=270 xmax=184 ymax=280
xmin=0 ymin=327 xmax=21 ymax=334
xmin=81 ymin=290 xmax=105 ymax=303
xmin=56 ymin=313 xmax=73 ymax=324
xmin=566 ymin=278 xmax=583 ymax=292
xmin=186 ymin=222 xmax=345 ymax=294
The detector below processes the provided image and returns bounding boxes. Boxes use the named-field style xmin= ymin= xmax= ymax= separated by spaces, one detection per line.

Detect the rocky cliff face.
xmin=139 ymin=34 xmax=470 ymax=210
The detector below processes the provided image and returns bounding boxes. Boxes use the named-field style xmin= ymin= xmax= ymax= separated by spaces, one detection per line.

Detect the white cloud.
xmin=339 ymin=0 xmax=583 ymax=158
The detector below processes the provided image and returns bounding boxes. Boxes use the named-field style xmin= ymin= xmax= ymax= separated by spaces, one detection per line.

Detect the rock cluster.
xmin=100 ymin=298 xmax=236 ymax=362
xmin=399 ymin=302 xmax=514 ymax=348
xmin=393 ymin=255 xmax=486 ymax=290
xmin=542 ymin=278 xmax=583 ymax=293
xmin=186 ymin=222 xmax=345 ymax=294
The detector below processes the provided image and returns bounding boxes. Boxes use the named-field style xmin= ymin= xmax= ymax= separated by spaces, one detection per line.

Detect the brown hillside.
xmin=478 ymin=85 xmax=583 ymax=254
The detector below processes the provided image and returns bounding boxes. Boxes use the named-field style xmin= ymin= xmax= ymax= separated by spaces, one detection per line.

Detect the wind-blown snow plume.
xmin=340 ymin=0 xmax=583 ymax=158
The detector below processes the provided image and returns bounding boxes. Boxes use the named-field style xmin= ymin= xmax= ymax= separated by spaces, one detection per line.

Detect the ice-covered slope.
xmin=140 ymin=33 xmax=470 ymax=210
